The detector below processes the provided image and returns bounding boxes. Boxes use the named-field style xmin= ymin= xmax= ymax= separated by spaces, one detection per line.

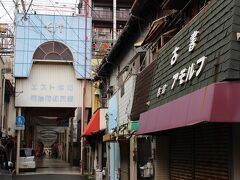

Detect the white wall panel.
xmin=15 ymin=64 xmax=91 ymax=107
xmin=100 ymin=108 xmax=108 ymax=130
xmin=118 ymin=76 xmax=136 ymax=126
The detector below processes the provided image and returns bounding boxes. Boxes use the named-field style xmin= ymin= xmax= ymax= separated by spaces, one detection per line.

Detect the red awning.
xmin=138 ymin=82 xmax=240 ymax=135
xmin=83 ymin=110 xmax=100 ymax=136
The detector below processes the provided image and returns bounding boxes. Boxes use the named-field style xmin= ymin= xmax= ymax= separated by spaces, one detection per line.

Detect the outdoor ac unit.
xmin=139 ymin=161 xmax=154 ymax=178
xmin=95 ymin=169 xmax=103 ymax=180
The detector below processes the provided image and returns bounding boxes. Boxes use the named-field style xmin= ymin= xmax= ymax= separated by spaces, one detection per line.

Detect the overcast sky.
xmin=0 ymin=0 xmax=79 ymax=23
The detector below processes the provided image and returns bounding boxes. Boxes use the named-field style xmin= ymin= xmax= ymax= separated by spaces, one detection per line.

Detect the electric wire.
xmin=0 ymin=0 xmax=14 ymax=21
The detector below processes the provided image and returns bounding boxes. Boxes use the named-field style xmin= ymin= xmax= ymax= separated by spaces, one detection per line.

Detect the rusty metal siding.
xmin=148 ymin=0 xmax=237 ymax=110
xmin=131 ymin=61 xmax=155 ymax=121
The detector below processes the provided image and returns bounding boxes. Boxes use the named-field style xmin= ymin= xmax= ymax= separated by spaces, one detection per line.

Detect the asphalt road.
xmin=13 ymin=174 xmax=86 ymax=180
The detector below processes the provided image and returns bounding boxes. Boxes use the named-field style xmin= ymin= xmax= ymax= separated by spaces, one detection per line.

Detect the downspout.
xmin=1 ymin=73 xmax=5 ymax=133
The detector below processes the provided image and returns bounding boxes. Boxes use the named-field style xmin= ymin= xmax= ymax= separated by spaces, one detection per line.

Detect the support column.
xmin=16 ymin=107 xmax=21 ymax=175
xmin=66 ymin=128 xmax=69 ymax=162
xmin=70 ymin=118 xmax=73 ymax=165
xmin=64 ymin=129 xmax=66 ymax=161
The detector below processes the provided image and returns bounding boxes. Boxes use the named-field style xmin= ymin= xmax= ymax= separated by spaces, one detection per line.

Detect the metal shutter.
xmin=155 ymin=136 xmax=170 ymax=180
xmin=195 ymin=123 xmax=231 ymax=180
xmin=169 ymin=124 xmax=231 ymax=180
xmin=170 ymin=127 xmax=194 ymax=180
xmin=120 ymin=141 xmax=130 ymax=180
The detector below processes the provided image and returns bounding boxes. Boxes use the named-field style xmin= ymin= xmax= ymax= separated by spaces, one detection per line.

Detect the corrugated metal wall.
xmin=118 ymin=76 xmax=136 ymax=126
xmin=170 ymin=128 xmax=194 ymax=180
xmin=194 ymin=124 xmax=231 ymax=179
xmin=131 ymin=61 xmax=155 ymax=121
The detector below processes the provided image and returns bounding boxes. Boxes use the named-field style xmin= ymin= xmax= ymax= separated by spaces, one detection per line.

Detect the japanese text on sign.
xmin=157 ymin=30 xmax=207 ymax=98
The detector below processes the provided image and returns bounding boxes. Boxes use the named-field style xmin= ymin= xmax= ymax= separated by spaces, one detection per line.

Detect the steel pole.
xmin=16 ymin=107 xmax=21 ymax=175
xmin=81 ymin=0 xmax=89 ymax=175
xmin=113 ymin=0 xmax=117 ymax=40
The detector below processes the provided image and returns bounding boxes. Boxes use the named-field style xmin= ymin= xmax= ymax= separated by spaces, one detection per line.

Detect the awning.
xmin=83 ymin=110 xmax=100 ymax=136
xmin=83 ymin=108 xmax=108 ymax=136
xmin=138 ymin=82 xmax=240 ymax=135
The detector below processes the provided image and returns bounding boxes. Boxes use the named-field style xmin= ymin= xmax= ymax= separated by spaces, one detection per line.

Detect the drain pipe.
xmin=1 ymin=74 xmax=5 ymax=133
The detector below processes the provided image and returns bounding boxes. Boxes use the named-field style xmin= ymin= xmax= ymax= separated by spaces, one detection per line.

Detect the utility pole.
xmin=16 ymin=108 xmax=21 ymax=175
xmin=113 ymin=0 xmax=117 ymax=40
xmin=81 ymin=0 xmax=89 ymax=175
xmin=15 ymin=0 xmax=20 ymax=175
xmin=20 ymin=0 xmax=26 ymax=14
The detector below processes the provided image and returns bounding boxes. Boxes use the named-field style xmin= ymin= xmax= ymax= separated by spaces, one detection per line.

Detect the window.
xmin=33 ymin=41 xmax=73 ymax=61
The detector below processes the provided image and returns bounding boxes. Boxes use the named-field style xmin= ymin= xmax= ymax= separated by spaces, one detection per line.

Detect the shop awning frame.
xmin=138 ymin=82 xmax=240 ymax=134
xmin=83 ymin=108 xmax=108 ymax=136
xmin=83 ymin=110 xmax=100 ymax=136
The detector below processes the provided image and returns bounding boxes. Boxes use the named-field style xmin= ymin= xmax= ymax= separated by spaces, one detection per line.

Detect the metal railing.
xmin=92 ymin=9 xmax=130 ymax=21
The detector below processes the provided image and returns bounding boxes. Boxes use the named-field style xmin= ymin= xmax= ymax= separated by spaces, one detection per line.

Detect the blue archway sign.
xmin=16 ymin=116 xmax=25 ymax=130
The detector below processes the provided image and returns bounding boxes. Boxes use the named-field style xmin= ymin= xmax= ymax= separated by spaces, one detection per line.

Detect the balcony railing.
xmin=92 ymin=9 xmax=130 ymax=22
xmin=92 ymin=28 xmax=123 ymax=42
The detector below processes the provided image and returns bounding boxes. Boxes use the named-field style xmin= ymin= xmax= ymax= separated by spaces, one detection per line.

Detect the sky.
xmin=0 ymin=0 xmax=79 ymax=23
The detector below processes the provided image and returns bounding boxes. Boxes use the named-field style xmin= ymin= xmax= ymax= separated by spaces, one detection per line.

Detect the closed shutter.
xmin=155 ymin=136 xmax=169 ymax=180
xmin=120 ymin=141 xmax=130 ymax=180
xmin=170 ymin=127 xmax=194 ymax=180
xmin=169 ymin=124 xmax=231 ymax=180
xmin=195 ymin=123 xmax=231 ymax=180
